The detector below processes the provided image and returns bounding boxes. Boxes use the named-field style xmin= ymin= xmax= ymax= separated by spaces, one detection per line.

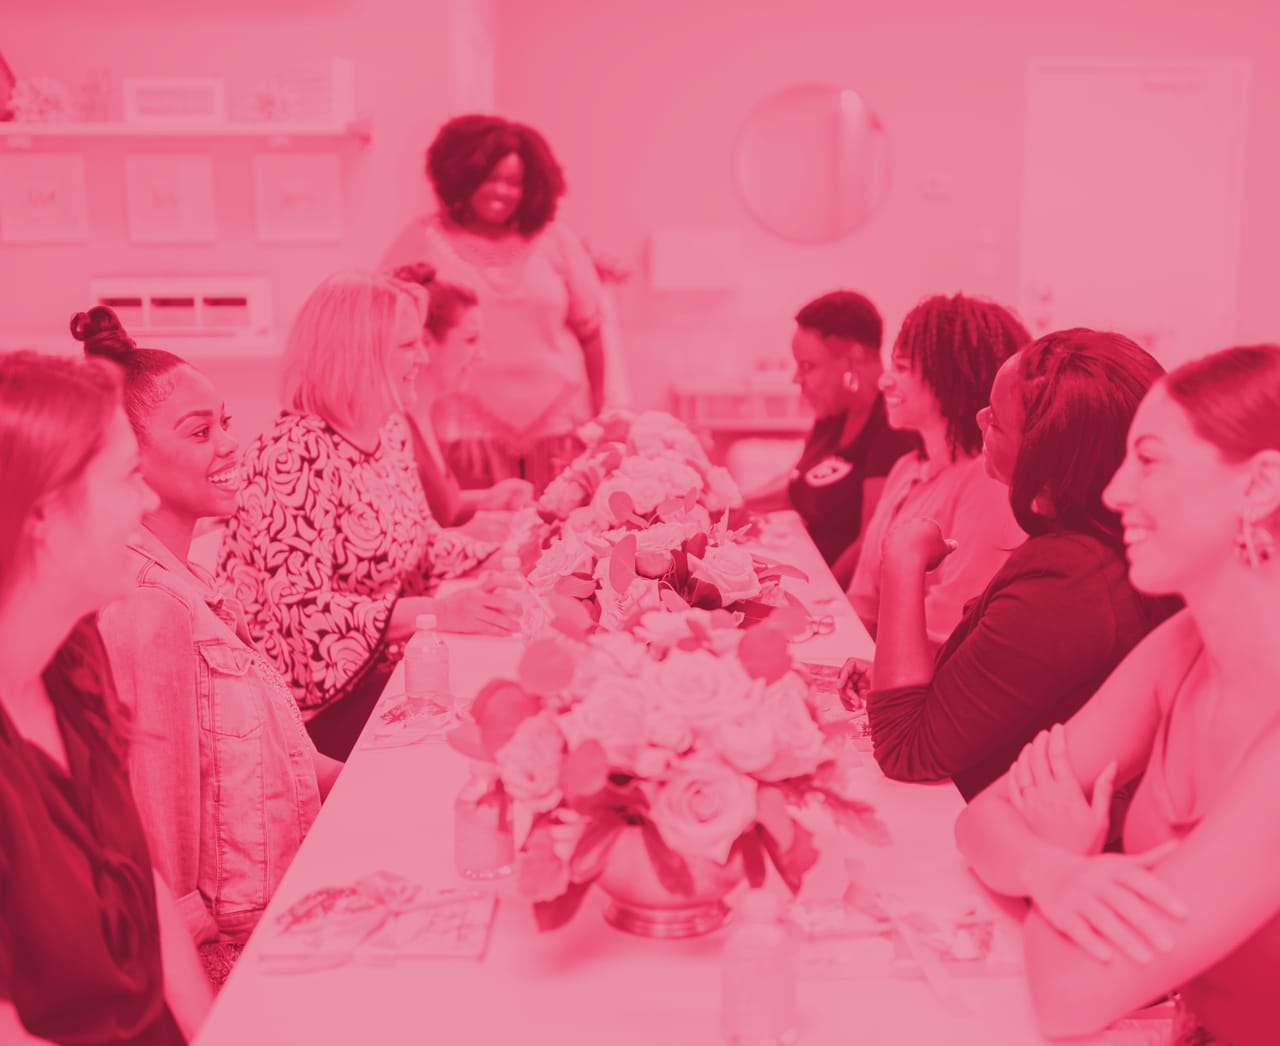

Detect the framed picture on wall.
xmin=252 ymin=152 xmax=343 ymax=242
xmin=123 ymin=78 xmax=226 ymax=125
xmin=125 ymin=154 xmax=218 ymax=243
xmin=0 ymin=153 xmax=90 ymax=242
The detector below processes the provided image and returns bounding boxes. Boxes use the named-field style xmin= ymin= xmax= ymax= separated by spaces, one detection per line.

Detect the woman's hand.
xmin=478 ymin=478 xmax=534 ymax=511
xmin=1009 ymin=724 xmax=1117 ymax=855
xmin=1026 ymin=844 xmax=1188 ymax=965
xmin=435 ymin=583 xmax=521 ymax=635
xmin=836 ymin=656 xmax=873 ymax=710
xmin=882 ymin=517 xmax=958 ymax=572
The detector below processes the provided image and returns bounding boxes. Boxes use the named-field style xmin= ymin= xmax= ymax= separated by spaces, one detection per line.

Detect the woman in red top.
xmin=0 ymin=352 xmax=212 ymax=1044
xmin=957 ymin=344 xmax=1280 ymax=1044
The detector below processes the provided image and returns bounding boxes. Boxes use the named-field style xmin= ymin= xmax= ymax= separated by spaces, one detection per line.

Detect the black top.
xmin=787 ymin=395 xmax=920 ymax=565
xmin=867 ymin=531 xmax=1182 ymax=801
xmin=0 ymin=618 xmax=185 ymax=1046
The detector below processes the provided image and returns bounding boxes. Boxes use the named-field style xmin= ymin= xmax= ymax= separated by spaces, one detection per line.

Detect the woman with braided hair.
xmin=847 ymin=293 xmax=1029 ymax=645
xmin=841 ymin=329 xmax=1181 ymax=799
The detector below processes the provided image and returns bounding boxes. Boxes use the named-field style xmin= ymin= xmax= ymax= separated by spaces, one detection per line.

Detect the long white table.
xmin=195 ymin=513 xmax=1137 ymax=1046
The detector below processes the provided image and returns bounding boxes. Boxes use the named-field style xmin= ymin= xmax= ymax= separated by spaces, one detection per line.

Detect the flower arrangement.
xmin=447 ymin=610 xmax=885 ymax=930
xmin=509 ymin=409 xmax=803 ymax=633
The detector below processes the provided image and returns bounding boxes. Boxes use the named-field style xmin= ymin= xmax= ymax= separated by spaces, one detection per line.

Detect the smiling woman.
xmin=73 ymin=305 xmax=332 ymax=989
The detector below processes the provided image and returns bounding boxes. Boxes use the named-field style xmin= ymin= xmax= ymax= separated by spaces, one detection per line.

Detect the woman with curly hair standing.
xmin=381 ymin=114 xmax=606 ymax=495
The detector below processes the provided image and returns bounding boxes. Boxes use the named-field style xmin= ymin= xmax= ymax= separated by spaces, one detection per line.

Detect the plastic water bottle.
xmin=403 ymin=613 xmax=451 ymax=708
xmin=721 ymin=891 xmax=800 ymax=1046
xmin=453 ymin=762 xmax=514 ymax=880
xmin=501 ymin=553 xmax=549 ymax=639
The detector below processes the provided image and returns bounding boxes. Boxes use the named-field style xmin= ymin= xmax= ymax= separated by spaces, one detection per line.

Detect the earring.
xmin=841 ymin=371 xmax=860 ymax=394
xmin=1236 ymin=515 xmax=1276 ymax=568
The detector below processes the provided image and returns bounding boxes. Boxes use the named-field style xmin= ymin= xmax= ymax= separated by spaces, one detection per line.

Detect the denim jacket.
xmin=98 ymin=529 xmax=321 ymax=944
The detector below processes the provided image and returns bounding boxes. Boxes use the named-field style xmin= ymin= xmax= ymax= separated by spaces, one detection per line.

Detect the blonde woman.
xmin=218 ymin=273 xmax=519 ymax=760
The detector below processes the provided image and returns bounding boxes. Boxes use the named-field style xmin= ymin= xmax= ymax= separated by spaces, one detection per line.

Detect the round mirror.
xmin=734 ymin=84 xmax=891 ymax=243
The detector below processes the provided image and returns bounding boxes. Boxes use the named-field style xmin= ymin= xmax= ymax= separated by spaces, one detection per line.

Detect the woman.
xmin=218 ymin=272 xmax=520 ymax=761
xmin=381 ymin=114 xmax=605 ymax=494
xmin=391 ymin=261 xmax=533 ymax=528
xmin=955 ymin=345 xmax=1280 ymax=1044
xmin=847 ymin=293 xmax=1029 ymax=644
xmin=843 ymin=330 xmax=1180 ymax=799
xmin=0 ymin=352 xmax=212 ymax=1044
xmin=744 ymin=290 xmax=918 ymax=587
xmin=75 ymin=307 xmax=339 ymax=988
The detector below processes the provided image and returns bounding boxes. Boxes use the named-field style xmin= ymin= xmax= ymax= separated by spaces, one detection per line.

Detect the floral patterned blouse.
xmin=217 ymin=411 xmax=495 ymax=716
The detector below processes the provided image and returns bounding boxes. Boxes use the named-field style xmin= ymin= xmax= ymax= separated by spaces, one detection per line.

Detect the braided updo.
xmin=70 ymin=306 xmax=188 ymax=440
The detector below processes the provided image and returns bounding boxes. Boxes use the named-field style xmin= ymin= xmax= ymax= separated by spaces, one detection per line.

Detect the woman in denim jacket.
xmin=77 ymin=307 xmax=341 ymax=987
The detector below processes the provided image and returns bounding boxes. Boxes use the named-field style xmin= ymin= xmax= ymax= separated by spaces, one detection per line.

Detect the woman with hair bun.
xmin=381 ymin=114 xmax=606 ymax=495
xmin=390 ymin=261 xmax=533 ymax=528
xmin=75 ymin=305 xmax=336 ymax=988
xmin=0 ymin=349 xmax=211 ymax=1044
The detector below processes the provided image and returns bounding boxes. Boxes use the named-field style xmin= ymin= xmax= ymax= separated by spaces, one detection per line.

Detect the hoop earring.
xmin=1236 ymin=515 xmax=1276 ymax=568
xmin=842 ymin=371 xmax=860 ymax=394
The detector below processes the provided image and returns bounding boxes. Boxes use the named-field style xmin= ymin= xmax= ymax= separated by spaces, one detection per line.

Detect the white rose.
xmin=649 ymin=755 xmax=758 ymax=865
xmin=708 ymin=710 xmax=779 ymax=774
xmin=689 ymin=543 xmax=763 ymax=604
xmin=529 ymin=530 xmax=596 ymax=592
xmin=495 ymin=712 xmax=566 ymax=814
xmin=557 ymin=677 xmax=645 ymax=770
xmin=651 ymin=648 xmax=762 ymax=730
xmin=632 ymin=522 xmax=689 ymax=577
xmin=703 ymin=464 xmax=744 ymax=512
xmin=758 ymin=674 xmax=830 ymax=781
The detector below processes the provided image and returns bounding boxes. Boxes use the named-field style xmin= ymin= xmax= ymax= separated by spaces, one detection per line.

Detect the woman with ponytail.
xmin=76 ymin=306 xmax=337 ymax=988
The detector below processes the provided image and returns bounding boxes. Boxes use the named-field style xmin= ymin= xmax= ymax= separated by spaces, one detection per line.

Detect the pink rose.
xmin=495 ymin=712 xmax=565 ymax=814
xmin=650 ymin=755 xmax=758 ymax=864
xmin=632 ymin=522 xmax=689 ymax=577
xmin=627 ymin=411 xmax=710 ymax=463
xmin=688 ymin=543 xmax=762 ymax=604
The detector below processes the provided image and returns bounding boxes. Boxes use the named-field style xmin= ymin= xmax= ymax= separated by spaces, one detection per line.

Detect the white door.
xmin=1020 ymin=58 xmax=1251 ymax=368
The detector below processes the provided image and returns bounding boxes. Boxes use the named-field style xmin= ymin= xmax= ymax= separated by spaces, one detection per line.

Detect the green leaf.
xmin=569 ymin=815 xmax=625 ymax=882
xmin=560 ymin=740 xmax=610 ymax=801
xmin=445 ymin=720 xmax=492 ymax=761
xmin=518 ymin=638 xmax=577 ymax=696
xmin=554 ymin=574 xmax=599 ymax=599
xmin=755 ymin=786 xmax=796 ymax=851
xmin=824 ymin=795 xmax=892 ymax=847
xmin=757 ymin=816 xmax=819 ymax=895
xmin=658 ymin=586 xmax=692 ymax=613
xmin=608 ymin=533 xmax=638 ymax=593
xmin=608 ymin=489 xmax=637 ymax=522
xmin=532 ymin=879 xmax=592 ymax=932
xmin=641 ymin=821 xmax=694 ymax=896
xmin=545 ymin=593 xmax=594 ymax=639
xmin=470 ymin=680 xmax=540 ymax=754
xmin=733 ymin=830 xmax=767 ymax=888
xmin=737 ymin=626 xmax=792 ymax=684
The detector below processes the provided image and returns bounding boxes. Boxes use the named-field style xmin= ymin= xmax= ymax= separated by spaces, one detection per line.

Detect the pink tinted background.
xmin=4 ymin=0 xmax=1280 ymax=444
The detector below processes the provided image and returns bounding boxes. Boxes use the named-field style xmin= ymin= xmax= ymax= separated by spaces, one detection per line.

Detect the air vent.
xmin=89 ymin=276 xmax=273 ymax=339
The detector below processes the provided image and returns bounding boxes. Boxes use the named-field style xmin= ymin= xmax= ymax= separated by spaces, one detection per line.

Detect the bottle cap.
xmin=415 ymin=613 xmax=439 ymax=631
xmin=737 ymin=889 xmax=783 ymax=923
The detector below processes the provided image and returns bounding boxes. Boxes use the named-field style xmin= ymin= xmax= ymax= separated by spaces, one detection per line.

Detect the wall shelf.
xmin=0 ymin=118 xmax=371 ymax=148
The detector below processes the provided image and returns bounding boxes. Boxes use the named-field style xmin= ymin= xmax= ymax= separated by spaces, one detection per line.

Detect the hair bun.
xmin=392 ymin=261 xmax=437 ymax=288
xmin=71 ymin=306 xmax=138 ymax=364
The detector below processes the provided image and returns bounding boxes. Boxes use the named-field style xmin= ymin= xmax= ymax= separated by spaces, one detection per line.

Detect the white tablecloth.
xmin=196 ymin=513 xmax=1126 ymax=1046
